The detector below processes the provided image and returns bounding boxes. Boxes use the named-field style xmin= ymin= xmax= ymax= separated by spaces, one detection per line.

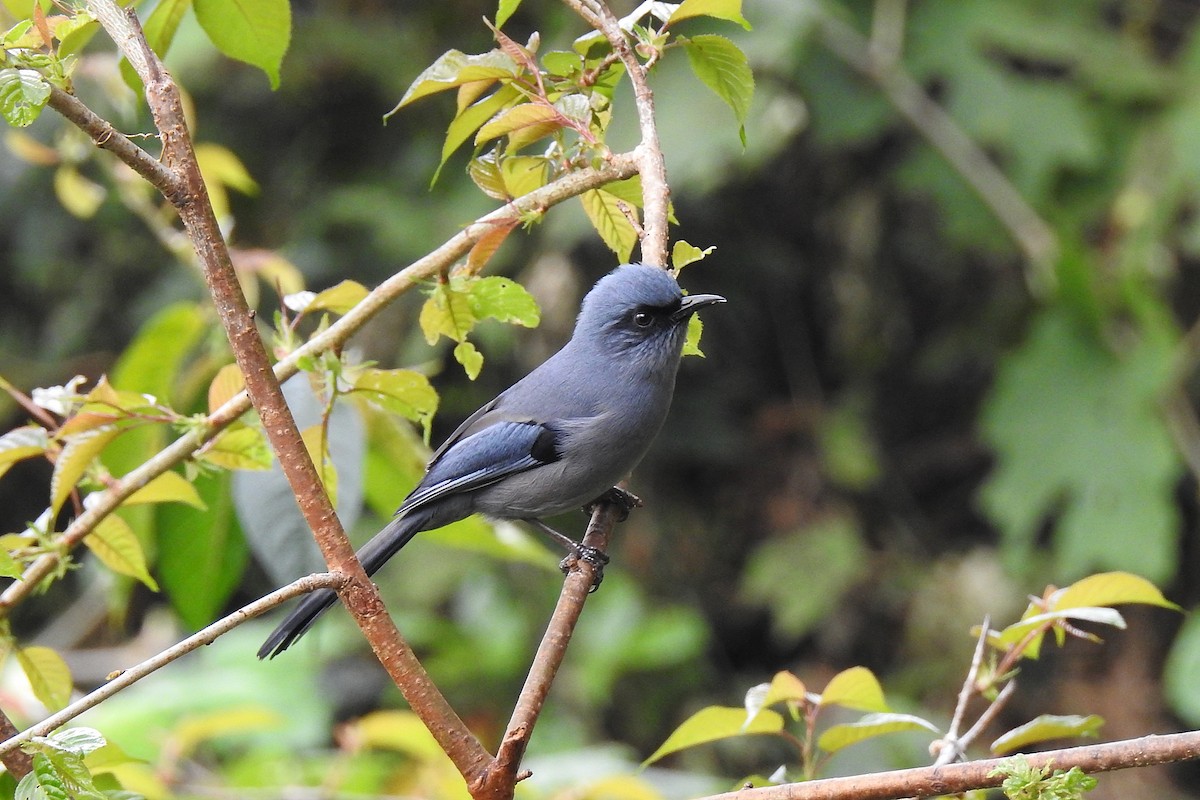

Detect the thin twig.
xmin=0 ymin=573 xmax=343 ymax=758
xmin=816 ymin=11 xmax=1059 ymax=294
xmin=932 ymin=615 xmax=990 ymax=766
xmin=953 ymin=679 xmax=1017 ymax=756
xmin=699 ymin=730 xmax=1200 ymax=800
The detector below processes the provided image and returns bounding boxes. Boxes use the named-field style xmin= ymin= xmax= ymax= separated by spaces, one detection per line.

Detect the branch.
xmin=816 ymin=11 xmax=1059 ymax=294
xmin=564 ymin=0 xmax=671 ymax=266
xmin=0 ymin=574 xmax=343 ymax=759
xmin=0 ymin=707 xmax=32 ymax=778
xmin=701 ymin=730 xmax=1200 ymax=800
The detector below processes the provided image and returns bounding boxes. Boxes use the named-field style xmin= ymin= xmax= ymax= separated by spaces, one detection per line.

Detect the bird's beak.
xmin=673 ymin=293 xmax=726 ymax=322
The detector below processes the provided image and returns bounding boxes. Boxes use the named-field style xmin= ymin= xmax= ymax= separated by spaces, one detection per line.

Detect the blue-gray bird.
xmin=258 ymin=263 xmax=724 ymax=658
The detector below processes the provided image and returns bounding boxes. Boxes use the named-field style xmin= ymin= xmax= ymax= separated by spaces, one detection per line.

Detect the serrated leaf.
xmin=499 ymin=154 xmax=550 ymax=197
xmin=469 ymin=276 xmax=541 ymax=327
xmin=991 ymin=714 xmax=1104 ymax=755
xmin=672 ymin=240 xmax=715 ymax=270
xmin=468 ymin=152 xmax=509 ymax=200
xmin=1052 ymin=571 xmax=1180 ymax=612
xmin=475 ymin=102 xmax=562 ymax=144
xmin=437 ymin=84 xmax=521 ymax=183
xmin=352 ymin=368 xmax=438 ymax=428
xmin=24 ymin=753 xmax=68 ymax=800
xmin=46 ymin=727 xmax=106 ymax=756
xmin=468 ymin=220 xmax=518 ymax=272
xmin=667 ymin=0 xmax=751 ymax=29
xmin=682 ymin=314 xmax=705 ymax=357
xmin=819 ymin=666 xmax=889 ymax=712
xmin=817 ymin=712 xmax=940 ymax=754
xmin=683 ymin=34 xmax=754 ymax=144
xmin=455 ymin=340 xmax=484 ymax=380
xmin=17 ymin=646 xmax=72 ymax=711
xmin=303 ymin=279 xmax=368 ymax=316
xmin=581 ymin=188 xmax=638 ymax=262
xmin=495 ymin=0 xmax=523 ymax=29
xmin=419 ymin=282 xmax=478 ymax=345
xmin=643 ymin=706 xmax=784 ymax=766
xmin=193 ymin=0 xmax=290 ymax=89
xmin=198 ymin=423 xmax=272 ymax=471
xmin=0 ymin=67 xmax=50 ymax=127
xmin=207 ymin=362 xmax=245 ymax=413
xmin=391 ymin=49 xmax=517 ymax=113
xmin=744 ymin=671 xmax=807 ymax=722
xmin=51 ymin=427 xmax=120 ymax=516
xmin=86 ymin=514 xmax=159 ymax=590
xmin=0 ymin=424 xmax=49 ymax=480
xmin=122 ymin=470 xmax=206 ymax=509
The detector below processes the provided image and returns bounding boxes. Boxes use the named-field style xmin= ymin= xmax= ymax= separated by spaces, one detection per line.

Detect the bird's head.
xmin=574 ymin=264 xmax=725 ymax=363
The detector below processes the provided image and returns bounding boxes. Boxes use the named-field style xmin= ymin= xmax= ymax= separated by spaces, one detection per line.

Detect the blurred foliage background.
xmin=3 ymin=0 xmax=1200 ymax=797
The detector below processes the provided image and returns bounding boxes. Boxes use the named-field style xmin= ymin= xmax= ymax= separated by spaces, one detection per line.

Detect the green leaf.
xmin=0 ymin=424 xmax=49 ymax=481
xmin=667 ymin=0 xmax=752 ymax=30
xmin=580 ymin=188 xmax=639 ymax=262
xmin=390 ymin=49 xmax=517 ymax=113
xmin=744 ymin=671 xmax=808 ymax=722
xmin=111 ymin=302 xmax=208 ymax=408
xmin=436 ymin=84 xmax=521 ymax=183
xmin=17 ymin=646 xmax=73 ymax=712
xmin=672 ymin=240 xmax=715 ymax=270
xmin=198 ymin=423 xmax=272 ymax=471
xmin=0 ymin=67 xmax=50 ymax=127
xmin=45 ymin=727 xmax=106 ymax=756
xmin=682 ymin=314 xmax=705 ymax=357
xmin=53 ymin=167 xmax=105 ymax=219
xmin=23 ymin=753 xmax=69 ymax=800
xmin=468 ymin=152 xmax=509 ymax=200
xmin=468 ymin=276 xmax=541 ymax=327
xmin=353 ymin=368 xmax=438 ymax=432
xmin=157 ymin=470 xmax=248 ymax=630
xmin=475 ymin=102 xmax=562 ymax=144
xmin=682 ymin=34 xmax=754 ymax=145
xmin=499 ymin=155 xmax=550 ymax=197
xmin=992 ymin=606 xmax=1127 ymax=656
xmin=980 ymin=307 xmax=1181 ymax=583
xmin=642 ymin=706 xmax=784 ymax=766
xmin=817 ymin=712 xmax=940 ymax=754
xmin=991 ymin=714 xmax=1104 ymax=755
xmin=51 ymin=427 xmax=120 ymax=517
xmin=454 ymin=341 xmax=484 ymax=380
xmin=495 ymin=0 xmax=522 ymax=29
xmin=86 ymin=514 xmax=159 ymax=591
xmin=122 ymin=470 xmax=206 ymax=509
xmin=0 ymin=547 xmax=21 ymax=579
xmin=300 ymin=424 xmax=337 ymax=509
xmin=1052 ymin=571 xmax=1180 ymax=612
xmin=193 ymin=0 xmax=290 ymax=89
xmin=419 ymin=281 xmax=478 ymax=345
xmin=820 ymin=666 xmax=889 ymax=712
xmin=302 ymin=279 xmax=369 ymax=316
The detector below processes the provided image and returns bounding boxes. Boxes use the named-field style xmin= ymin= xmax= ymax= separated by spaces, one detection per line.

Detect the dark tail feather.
xmin=257 ymin=511 xmax=428 ymax=659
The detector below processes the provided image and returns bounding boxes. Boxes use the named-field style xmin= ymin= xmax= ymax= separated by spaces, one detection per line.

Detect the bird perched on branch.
xmin=259 ymin=263 xmax=724 ymax=659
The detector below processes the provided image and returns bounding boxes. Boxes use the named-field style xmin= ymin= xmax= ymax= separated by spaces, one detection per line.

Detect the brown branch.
xmin=0 ymin=707 xmax=32 ymax=778
xmin=816 ymin=11 xmax=1059 ymax=294
xmin=563 ymin=0 xmax=671 ymax=267
xmin=476 ymin=495 xmax=626 ymax=797
xmin=701 ymin=730 xmax=1200 ymax=800
xmin=84 ymin=0 xmax=493 ymax=780
xmin=0 ymin=573 xmax=343 ymax=759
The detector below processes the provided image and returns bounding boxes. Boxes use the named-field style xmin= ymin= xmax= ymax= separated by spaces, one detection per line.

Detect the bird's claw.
xmin=560 ymin=544 xmax=610 ymax=592
xmin=584 ymin=486 xmax=643 ymax=522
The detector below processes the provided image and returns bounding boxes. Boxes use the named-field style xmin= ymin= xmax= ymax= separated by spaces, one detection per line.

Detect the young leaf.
xmin=53 ymin=166 xmax=105 ymax=218
xmin=581 ymin=188 xmax=638 ymax=262
xmin=50 ymin=427 xmax=120 ymax=517
xmin=351 ymin=710 xmax=445 ymax=758
xmin=667 ymin=0 xmax=752 ymax=30
xmin=193 ymin=0 xmax=291 ymax=89
xmin=468 ymin=276 xmax=541 ymax=327
xmin=390 ymin=49 xmax=517 ymax=114
xmin=744 ymin=671 xmax=807 ymax=722
xmin=86 ymin=514 xmax=159 ymax=591
xmin=819 ymin=666 xmax=889 ymax=712
xmin=0 ymin=424 xmax=49 ymax=481
xmin=991 ymin=714 xmax=1104 ymax=755
xmin=303 ymin=279 xmax=369 ymax=316
xmin=17 ymin=646 xmax=73 ymax=711
xmin=495 ymin=0 xmax=523 ymax=29
xmin=300 ymin=425 xmax=337 ymax=508
xmin=0 ymin=548 xmax=20 ymax=579
xmin=817 ymin=712 xmax=940 ymax=754
xmin=207 ymin=362 xmax=245 ymax=413
xmin=1052 ymin=571 xmax=1180 ymax=612
xmin=45 ymin=727 xmax=106 ymax=756
xmin=437 ymin=84 xmax=522 ymax=182
xmin=352 ymin=368 xmax=439 ymax=429
xmin=642 ymin=706 xmax=784 ymax=766
xmin=499 ymin=154 xmax=550 ymax=197
xmin=475 ymin=102 xmax=562 ymax=144
xmin=682 ymin=34 xmax=754 ymax=145
xmin=682 ymin=314 xmax=705 ymax=357
xmin=199 ymin=423 xmax=272 ymax=470
xmin=672 ymin=240 xmax=715 ymax=270
xmin=419 ymin=281 xmax=478 ymax=345
xmin=468 ymin=220 xmax=519 ymax=272
xmin=122 ymin=470 xmax=206 ymax=510
xmin=0 ymin=67 xmax=51 ymax=127
xmin=455 ymin=340 xmax=484 ymax=380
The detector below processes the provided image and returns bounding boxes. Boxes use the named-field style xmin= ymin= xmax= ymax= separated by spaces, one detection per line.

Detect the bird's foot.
xmin=559 ymin=544 xmax=610 ymax=592
xmin=584 ymin=486 xmax=643 ymax=522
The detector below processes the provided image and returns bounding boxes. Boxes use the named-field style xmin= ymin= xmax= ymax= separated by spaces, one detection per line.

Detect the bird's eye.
xmin=633 ymin=311 xmax=654 ymax=328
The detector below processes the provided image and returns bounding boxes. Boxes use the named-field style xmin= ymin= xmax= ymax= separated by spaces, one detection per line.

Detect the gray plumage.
xmin=258 ymin=263 xmax=724 ymax=658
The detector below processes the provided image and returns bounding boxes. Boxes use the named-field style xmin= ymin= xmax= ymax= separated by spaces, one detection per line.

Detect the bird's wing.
xmin=428 ymin=396 xmax=499 ymax=465
xmin=397 ymin=419 xmax=561 ymax=517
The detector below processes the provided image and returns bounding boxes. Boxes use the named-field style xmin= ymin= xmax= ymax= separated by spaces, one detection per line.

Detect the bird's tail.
xmin=257 ymin=511 xmax=429 ymax=659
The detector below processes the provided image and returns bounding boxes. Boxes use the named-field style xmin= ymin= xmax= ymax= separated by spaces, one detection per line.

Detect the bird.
xmin=258 ymin=263 xmax=725 ymax=659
